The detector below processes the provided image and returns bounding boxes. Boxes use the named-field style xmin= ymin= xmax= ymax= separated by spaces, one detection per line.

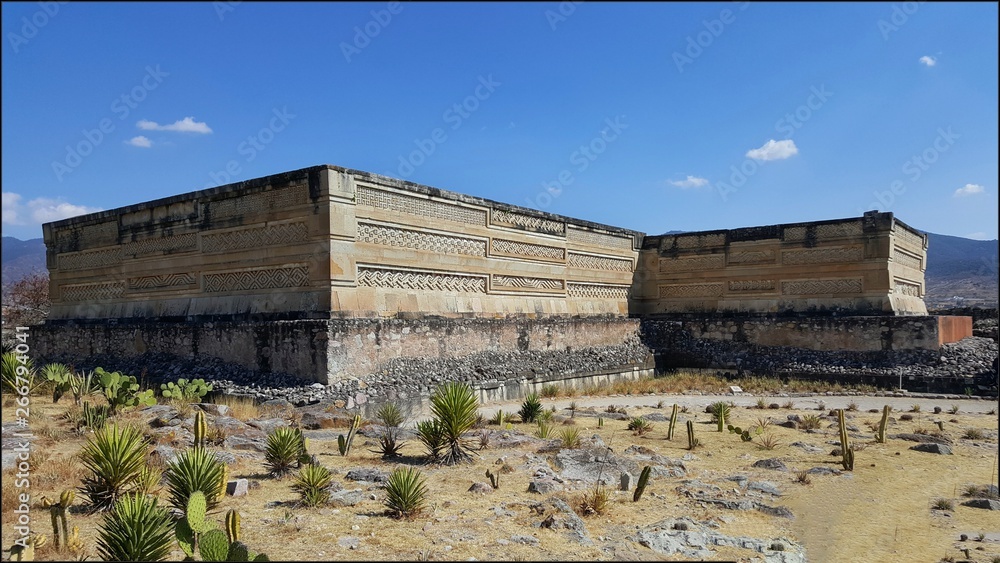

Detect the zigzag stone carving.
xmin=357 ymin=266 xmax=487 ymax=293
xmin=55 ymin=221 xmax=118 ymax=252
xmin=659 ymin=283 xmax=724 ymax=298
xmin=491 ymin=209 xmax=565 ymax=235
xmin=492 ymin=275 xmax=564 ymax=291
xmin=783 ymin=247 xmax=863 ymax=265
xmin=202 ymin=222 xmax=309 ymax=254
xmin=491 ymin=238 xmax=565 ymax=261
xmin=204 ymin=265 xmax=309 ymax=293
xmin=58 ymin=247 xmax=123 ymax=270
xmin=727 ymin=249 xmax=776 ymax=265
xmin=567 ymin=252 xmax=633 ymax=271
xmin=358 ymin=222 xmax=486 ymax=256
xmin=567 ymin=283 xmax=630 ymax=299
xmin=61 ymin=282 xmax=125 ymax=302
xmin=781 ymin=278 xmax=862 ymax=295
xmin=128 ymin=273 xmax=195 ymax=290
xmin=211 ymin=184 xmax=302 ymax=219
xmin=122 ymin=233 xmax=198 ymax=257
xmin=894 ymin=226 xmax=926 ymax=248
xmin=675 ymin=233 xmax=725 ymax=249
xmin=659 ymin=254 xmax=725 ymax=273
xmin=357 ymin=186 xmax=487 ymax=226
xmin=893 ymin=247 xmax=923 ymax=271
xmin=728 ymin=279 xmax=776 ymax=291
xmin=565 ymin=226 xmax=633 ymax=250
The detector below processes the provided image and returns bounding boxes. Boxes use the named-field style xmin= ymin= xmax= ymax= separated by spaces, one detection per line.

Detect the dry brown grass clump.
xmin=212 ymin=394 xmax=261 ymax=420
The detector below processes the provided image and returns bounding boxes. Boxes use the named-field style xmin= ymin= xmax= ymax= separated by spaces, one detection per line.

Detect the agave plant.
xmin=96 ymin=492 xmax=175 ymax=562
xmin=1 ymin=351 xmax=35 ymax=394
xmin=164 ymin=446 xmax=226 ymax=511
xmin=79 ymin=423 xmax=148 ymax=511
xmin=429 ymin=381 xmax=479 ymax=465
xmin=519 ymin=392 xmax=543 ymax=424
xmin=372 ymin=402 xmax=406 ymax=459
xmin=384 ymin=467 xmax=428 ymax=519
xmin=264 ymin=426 xmax=306 ymax=477
xmin=292 ymin=463 xmax=334 ymax=507
xmin=415 ymin=419 xmax=445 ymax=461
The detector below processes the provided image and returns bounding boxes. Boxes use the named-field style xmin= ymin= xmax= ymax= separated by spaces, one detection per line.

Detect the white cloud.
xmin=126 ymin=135 xmax=152 ymax=148
xmin=745 ymin=139 xmax=798 ymax=161
xmin=965 ymin=232 xmax=988 ymax=240
xmin=919 ymin=55 xmax=937 ymax=67
xmin=137 ymin=116 xmax=212 ymax=134
xmin=1 ymin=192 xmax=102 ymax=226
xmin=669 ymin=175 xmax=709 ymax=189
xmin=953 ymin=183 xmax=985 ymax=197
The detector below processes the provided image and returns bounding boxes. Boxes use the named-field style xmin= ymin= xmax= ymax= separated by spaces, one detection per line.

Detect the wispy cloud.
xmin=919 ymin=55 xmax=937 ymax=67
xmin=126 ymin=135 xmax=152 ymax=148
xmin=669 ymin=175 xmax=709 ymax=189
xmin=965 ymin=232 xmax=988 ymax=240
xmin=2 ymin=192 xmax=102 ymax=226
xmin=746 ymin=139 xmax=798 ymax=161
xmin=137 ymin=116 xmax=212 ymax=134
xmin=954 ymin=183 xmax=984 ymax=197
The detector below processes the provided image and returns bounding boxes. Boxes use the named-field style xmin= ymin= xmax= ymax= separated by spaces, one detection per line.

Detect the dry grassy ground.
xmin=2 ymin=390 xmax=998 ymax=562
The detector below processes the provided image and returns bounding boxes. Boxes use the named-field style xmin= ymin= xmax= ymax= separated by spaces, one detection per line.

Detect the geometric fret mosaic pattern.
xmin=357 ymin=186 xmax=487 ymax=226
xmin=358 ymin=222 xmax=486 ymax=256
xmin=204 ymin=265 xmax=310 ymax=293
xmin=357 ymin=266 xmax=487 ymax=293
xmin=202 ymin=222 xmax=309 ymax=254
xmin=781 ymin=278 xmax=862 ymax=295
xmin=491 ymin=209 xmax=565 ymax=235
xmin=566 ymin=252 xmax=633 ymax=271
xmin=128 ymin=273 xmax=196 ymax=290
xmin=61 ymin=282 xmax=125 ymax=302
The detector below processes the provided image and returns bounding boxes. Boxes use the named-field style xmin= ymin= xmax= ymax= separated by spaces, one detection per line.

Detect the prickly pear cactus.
xmin=226 ymin=510 xmax=241 ymax=544
xmin=198 ymin=529 xmax=230 ymax=562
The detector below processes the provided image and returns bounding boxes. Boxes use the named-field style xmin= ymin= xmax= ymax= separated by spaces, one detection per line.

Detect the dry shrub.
xmin=2 ymin=469 xmax=20 ymax=525
xmin=33 ymin=454 xmax=83 ymax=488
xmin=214 ymin=394 xmax=261 ymax=421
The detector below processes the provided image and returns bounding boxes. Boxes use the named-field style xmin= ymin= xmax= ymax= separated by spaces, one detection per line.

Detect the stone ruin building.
xmin=34 ymin=165 xmax=973 ymax=392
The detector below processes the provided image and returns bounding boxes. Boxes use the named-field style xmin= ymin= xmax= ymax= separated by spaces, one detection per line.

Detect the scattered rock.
xmin=222 ymin=435 xmax=266 ymax=453
xmin=620 ymin=472 xmax=633 ymax=491
xmin=226 ymin=479 xmax=249 ymax=497
xmin=536 ymin=497 xmax=593 ymax=545
xmin=806 ymin=467 xmax=842 ymax=476
xmin=961 ymin=499 xmax=1000 ymax=510
xmin=246 ymin=418 xmax=287 ymax=434
xmin=509 ymin=535 xmax=539 ymax=547
xmin=346 ymin=468 xmax=389 ymax=483
xmin=195 ymin=403 xmax=230 ymax=417
xmin=633 ymin=517 xmax=805 ymax=561
xmin=748 ymin=481 xmax=782 ymax=496
xmin=528 ymin=479 xmax=562 ymax=494
xmin=337 ymin=536 xmax=360 ymax=550
xmin=891 ymin=433 xmax=953 ymax=445
xmin=468 ymin=482 xmax=494 ymax=494
xmin=328 ymin=489 xmax=365 ymax=507
xmin=909 ymin=443 xmax=953 ymax=455
xmin=752 ymin=458 xmax=788 ymax=472
xmin=790 ymin=442 xmax=824 ymax=454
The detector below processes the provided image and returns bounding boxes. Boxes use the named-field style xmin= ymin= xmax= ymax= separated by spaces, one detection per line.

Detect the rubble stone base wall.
xmin=32 ymin=316 xmax=641 ymax=384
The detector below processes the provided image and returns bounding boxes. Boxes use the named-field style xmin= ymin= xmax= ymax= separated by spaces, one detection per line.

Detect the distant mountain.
xmin=1 ymin=237 xmax=46 ymax=285
xmin=922 ymin=233 xmax=998 ymax=308
xmin=1 ymin=231 xmax=996 ymax=305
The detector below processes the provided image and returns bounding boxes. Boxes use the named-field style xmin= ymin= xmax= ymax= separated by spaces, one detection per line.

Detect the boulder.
xmin=909 ymin=443 xmax=953 ymax=455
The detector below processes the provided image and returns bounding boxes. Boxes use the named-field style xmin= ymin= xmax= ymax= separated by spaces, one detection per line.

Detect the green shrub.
xmin=429 ymin=381 xmax=479 ymax=464
xmin=41 ymin=363 xmax=74 ymax=403
xmin=160 ymin=378 xmax=213 ymax=402
xmin=293 ymin=463 xmax=333 ymax=507
xmin=416 ymin=419 xmax=445 ymax=461
xmin=384 ymin=467 xmax=427 ymax=519
xmin=264 ymin=427 xmax=306 ymax=478
xmin=519 ymin=392 xmax=543 ymax=424
xmin=96 ymin=367 xmax=155 ymax=413
xmin=535 ymin=420 xmax=554 ymax=439
xmin=540 ymin=384 xmax=559 ymax=399
xmin=373 ymin=402 xmax=406 ymax=459
xmin=164 ymin=446 xmax=226 ymax=511
xmin=79 ymin=423 xmax=148 ymax=511
xmin=559 ymin=427 xmax=581 ymax=448
xmin=96 ymin=492 xmax=174 ymax=562
xmin=628 ymin=416 xmax=654 ymax=435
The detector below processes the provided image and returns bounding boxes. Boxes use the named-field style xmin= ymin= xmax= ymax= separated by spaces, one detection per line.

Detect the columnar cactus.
xmin=225 ymin=509 xmax=240 ymax=544
xmin=486 ymin=469 xmax=500 ymax=490
xmin=876 ymin=405 xmax=890 ymax=443
xmin=687 ymin=420 xmax=699 ymax=450
xmin=194 ymin=410 xmax=207 ymax=449
xmin=632 ymin=466 xmax=652 ymax=502
xmin=837 ymin=409 xmax=855 ymax=471
xmin=667 ymin=404 xmax=679 ymax=440
xmin=337 ymin=414 xmax=362 ymax=456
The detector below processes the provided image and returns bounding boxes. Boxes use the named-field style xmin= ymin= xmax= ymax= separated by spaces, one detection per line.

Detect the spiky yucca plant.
xmin=384 ymin=467 xmax=427 ymax=519
xmin=373 ymin=402 xmax=406 ymax=459
xmin=416 ymin=419 xmax=445 ymax=461
xmin=2 ymin=351 xmax=34 ymax=394
xmin=519 ymin=392 xmax=543 ymax=424
xmin=429 ymin=381 xmax=479 ymax=464
xmin=264 ymin=426 xmax=305 ymax=477
xmin=96 ymin=492 xmax=174 ymax=562
xmin=79 ymin=423 xmax=148 ymax=511
xmin=292 ymin=463 xmax=333 ymax=507
xmin=164 ymin=446 xmax=226 ymax=511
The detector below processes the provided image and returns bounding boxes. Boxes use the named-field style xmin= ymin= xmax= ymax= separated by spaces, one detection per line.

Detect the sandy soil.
xmin=2 ymin=392 xmax=998 ymax=562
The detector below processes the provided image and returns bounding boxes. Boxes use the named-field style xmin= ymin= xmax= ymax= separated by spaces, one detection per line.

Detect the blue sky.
xmin=2 ymin=1 xmax=997 ymax=242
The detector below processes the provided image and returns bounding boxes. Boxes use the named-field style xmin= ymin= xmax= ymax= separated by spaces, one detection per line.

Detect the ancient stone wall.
xmin=633 ymin=211 xmax=928 ymax=316
xmin=43 ymin=166 xmax=641 ymax=321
